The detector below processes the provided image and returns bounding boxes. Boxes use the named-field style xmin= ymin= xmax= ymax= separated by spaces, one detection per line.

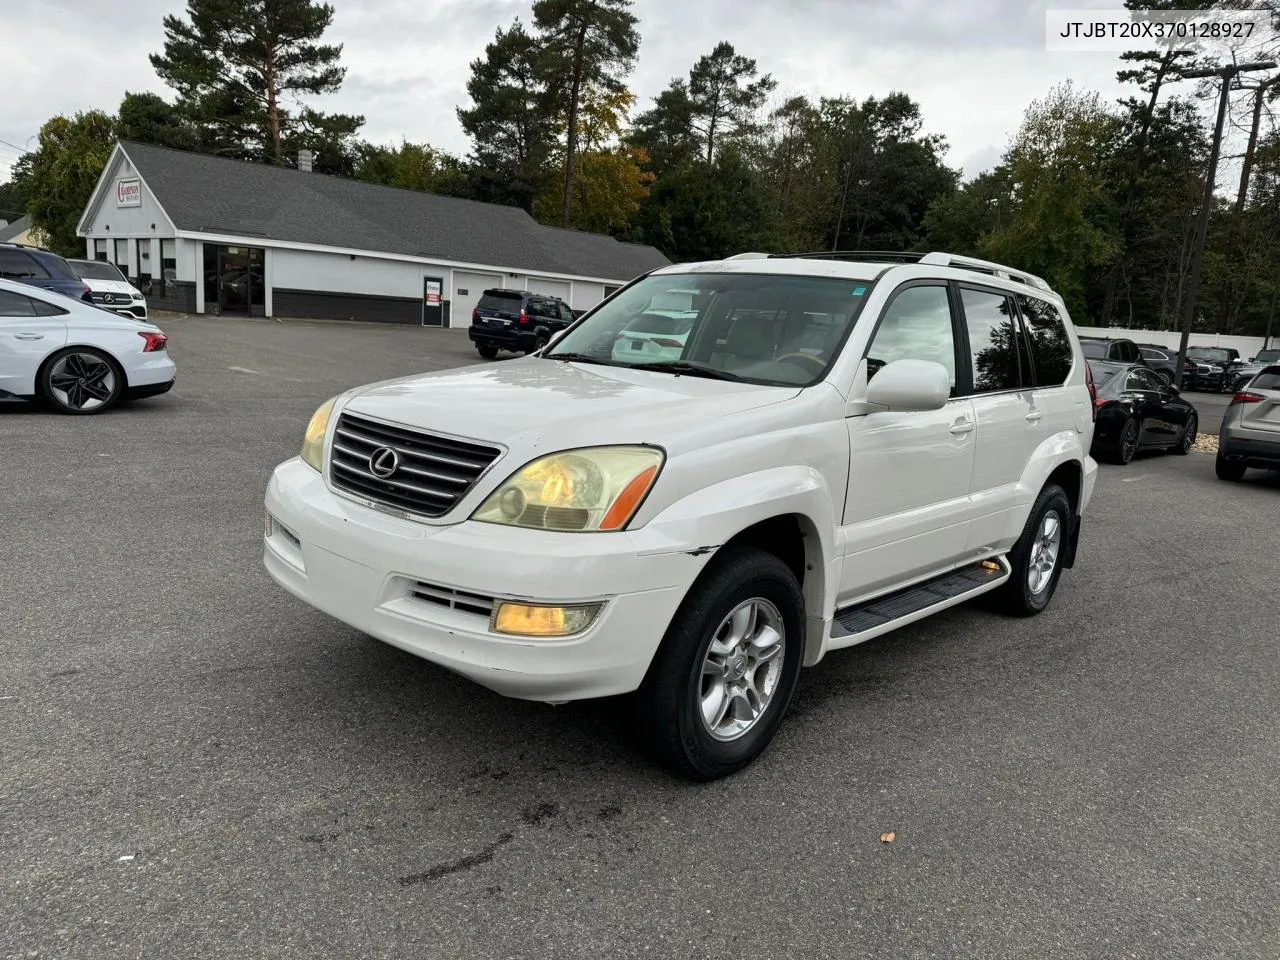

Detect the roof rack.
xmin=769 ymin=250 xmax=926 ymax=264
xmin=917 ymin=252 xmax=1054 ymax=293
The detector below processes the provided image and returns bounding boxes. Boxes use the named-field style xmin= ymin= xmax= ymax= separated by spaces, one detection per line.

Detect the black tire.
xmin=1173 ymin=412 xmax=1197 ymax=455
xmin=1104 ymin=417 xmax=1139 ymax=465
xmin=476 ymin=344 xmax=498 ymax=360
xmin=38 ymin=347 xmax=124 ymax=415
xmin=1215 ymin=454 xmax=1246 ymax=482
xmin=994 ymin=484 xmax=1071 ymax=618
xmin=1155 ymin=369 xmax=1172 ymax=387
xmin=634 ymin=547 xmax=805 ymax=782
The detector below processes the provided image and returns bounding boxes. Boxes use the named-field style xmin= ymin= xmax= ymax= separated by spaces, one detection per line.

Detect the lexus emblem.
xmin=368 ymin=446 xmax=400 ymax=479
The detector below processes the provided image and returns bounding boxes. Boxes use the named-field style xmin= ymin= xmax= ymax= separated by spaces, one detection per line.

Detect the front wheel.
xmin=1105 ymin=417 xmax=1139 ymax=465
xmin=994 ymin=484 xmax=1071 ymax=617
xmin=634 ymin=547 xmax=805 ymax=781
xmin=39 ymin=348 xmax=123 ymax=415
xmin=1173 ymin=412 xmax=1197 ymax=455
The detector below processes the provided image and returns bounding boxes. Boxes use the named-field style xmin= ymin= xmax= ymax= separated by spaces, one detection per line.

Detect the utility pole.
xmin=1172 ymin=60 xmax=1276 ymax=390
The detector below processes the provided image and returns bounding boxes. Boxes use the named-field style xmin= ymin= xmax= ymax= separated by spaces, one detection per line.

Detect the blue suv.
xmin=0 ymin=243 xmax=93 ymax=303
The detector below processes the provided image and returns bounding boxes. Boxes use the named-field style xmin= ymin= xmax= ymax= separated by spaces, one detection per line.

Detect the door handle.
xmin=1025 ymin=411 xmax=1043 ymax=423
xmin=950 ymin=420 xmax=975 ymax=435
xmin=13 ymin=333 xmax=45 ymax=340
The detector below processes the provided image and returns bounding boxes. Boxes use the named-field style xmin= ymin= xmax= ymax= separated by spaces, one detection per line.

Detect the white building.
xmin=75 ymin=141 xmax=669 ymax=324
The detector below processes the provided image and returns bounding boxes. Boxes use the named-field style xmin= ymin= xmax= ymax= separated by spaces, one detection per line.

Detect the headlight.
xmin=299 ymin=397 xmax=338 ymax=471
xmin=473 ymin=446 xmax=664 ymax=532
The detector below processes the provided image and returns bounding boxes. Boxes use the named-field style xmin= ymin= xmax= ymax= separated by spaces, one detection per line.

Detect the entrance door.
xmin=203 ymin=243 xmax=265 ymax=315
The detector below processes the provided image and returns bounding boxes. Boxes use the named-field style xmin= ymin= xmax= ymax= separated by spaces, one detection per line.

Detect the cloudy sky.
xmin=1 ymin=0 xmax=1171 ymax=191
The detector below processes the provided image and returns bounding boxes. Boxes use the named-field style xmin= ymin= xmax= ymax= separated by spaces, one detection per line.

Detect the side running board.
xmin=829 ymin=557 xmax=1011 ymax=648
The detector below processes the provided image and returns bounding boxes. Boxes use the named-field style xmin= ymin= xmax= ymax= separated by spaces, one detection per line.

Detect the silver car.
xmin=1217 ymin=364 xmax=1280 ymax=481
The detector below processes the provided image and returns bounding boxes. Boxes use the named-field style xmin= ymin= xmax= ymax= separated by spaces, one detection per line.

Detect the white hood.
xmin=82 ymin=277 xmax=142 ymax=299
xmin=342 ymin=357 xmax=800 ymax=456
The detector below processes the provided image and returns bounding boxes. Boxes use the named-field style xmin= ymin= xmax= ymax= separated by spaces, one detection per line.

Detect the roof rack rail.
xmin=769 ymin=250 xmax=926 ymax=264
xmin=918 ymin=252 xmax=1054 ymax=293
xmin=724 ymin=252 xmax=772 ymax=260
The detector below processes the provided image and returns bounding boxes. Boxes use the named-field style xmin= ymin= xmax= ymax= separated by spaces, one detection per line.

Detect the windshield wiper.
xmin=546 ymin=352 xmax=618 ymax=367
xmin=623 ymin=361 xmax=746 ymax=382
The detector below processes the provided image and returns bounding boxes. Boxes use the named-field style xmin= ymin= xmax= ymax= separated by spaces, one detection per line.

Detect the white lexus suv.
xmin=263 ymin=251 xmax=1098 ymax=780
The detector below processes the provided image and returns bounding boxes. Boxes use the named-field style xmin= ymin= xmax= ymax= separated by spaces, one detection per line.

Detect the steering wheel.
xmin=775 ymin=352 xmax=827 ymax=373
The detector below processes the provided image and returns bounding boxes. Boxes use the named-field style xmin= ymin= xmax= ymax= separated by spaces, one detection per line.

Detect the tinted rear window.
xmin=1017 ymin=294 xmax=1072 ymax=386
xmin=0 ymin=249 xmax=49 ymax=279
xmin=1079 ymin=341 xmax=1106 ymax=359
xmin=528 ymin=299 xmax=562 ymax=318
xmin=477 ymin=291 xmax=522 ymax=312
xmin=1251 ymin=368 xmax=1280 ymax=390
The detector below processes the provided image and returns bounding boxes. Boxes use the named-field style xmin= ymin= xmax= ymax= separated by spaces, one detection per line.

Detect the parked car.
xmin=67 ymin=258 xmax=148 ymax=320
xmin=0 ymin=242 xmax=95 ymax=304
xmin=1228 ymin=348 xmax=1280 ymax=392
xmin=264 ymin=249 xmax=1098 ymax=780
xmin=1078 ymin=336 xmax=1149 ymax=369
xmin=1216 ymin=365 xmax=1280 ymax=481
xmin=1086 ymin=360 xmax=1197 ymax=464
xmin=1135 ymin=344 xmax=1195 ymax=386
xmin=468 ymin=289 xmax=576 ymax=359
xmin=0 ymin=277 xmax=175 ymax=414
xmin=611 ymin=310 xmax=697 ymax=362
xmin=1185 ymin=346 xmax=1244 ymax=392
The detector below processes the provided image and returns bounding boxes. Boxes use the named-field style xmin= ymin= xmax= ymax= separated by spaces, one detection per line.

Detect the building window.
xmin=114 ymin=239 xmax=129 ymax=277
xmin=94 ymin=239 xmax=108 ymax=262
xmin=159 ymin=239 xmax=176 ymax=297
xmin=135 ymin=239 xmax=152 ymax=292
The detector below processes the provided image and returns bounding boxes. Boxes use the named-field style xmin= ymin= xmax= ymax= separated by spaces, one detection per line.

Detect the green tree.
xmin=686 ymin=42 xmax=776 ymax=163
xmin=354 ymin=141 xmax=472 ymax=196
xmin=150 ymin=0 xmax=363 ymax=166
xmin=26 ymin=111 xmax=117 ymax=255
xmin=457 ymin=20 xmax=557 ymax=212
xmin=628 ymin=82 xmax=698 ymax=177
xmin=117 ymin=91 xmax=202 ymax=150
xmin=922 ymin=168 xmax=1014 ymax=255
xmin=982 ymin=83 xmax=1122 ymax=319
xmin=0 ymin=155 xmax=35 ymax=224
xmin=535 ymin=146 xmax=653 ymax=234
xmin=532 ymin=0 xmax=640 ymax=227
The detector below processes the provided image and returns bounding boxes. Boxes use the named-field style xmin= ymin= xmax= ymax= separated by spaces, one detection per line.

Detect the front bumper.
xmin=263 ymin=458 xmax=709 ymax=702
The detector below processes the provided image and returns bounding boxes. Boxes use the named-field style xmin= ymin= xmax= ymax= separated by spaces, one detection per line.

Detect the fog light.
xmin=492 ymin=601 xmax=602 ymax=637
xmin=265 ymin=512 xmax=273 ymax=538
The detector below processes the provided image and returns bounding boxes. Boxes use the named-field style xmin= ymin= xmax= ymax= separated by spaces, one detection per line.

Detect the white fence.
xmin=1074 ymin=327 xmax=1273 ymax=358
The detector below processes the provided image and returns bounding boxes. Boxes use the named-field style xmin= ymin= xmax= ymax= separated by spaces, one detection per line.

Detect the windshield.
xmin=1254 ymin=350 xmax=1280 ymax=364
xmin=1080 ymin=341 xmax=1107 ymax=359
xmin=71 ymin=260 xmax=127 ymax=282
xmin=546 ymin=272 xmax=876 ymax=387
xmin=1187 ymin=348 xmax=1229 ymax=362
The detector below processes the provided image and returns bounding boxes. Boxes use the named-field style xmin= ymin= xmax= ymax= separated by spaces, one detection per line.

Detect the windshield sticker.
xmin=852 ymin=287 xmax=866 ymax=296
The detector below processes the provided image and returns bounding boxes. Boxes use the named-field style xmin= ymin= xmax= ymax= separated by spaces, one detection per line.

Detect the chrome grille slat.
xmin=328 ymin=412 xmax=501 ymax=518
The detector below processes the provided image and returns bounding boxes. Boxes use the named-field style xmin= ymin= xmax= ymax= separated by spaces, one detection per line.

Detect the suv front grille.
xmin=328 ymin=412 xmax=501 ymax=519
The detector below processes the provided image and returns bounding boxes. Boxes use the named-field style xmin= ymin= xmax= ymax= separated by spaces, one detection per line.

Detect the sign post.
xmin=421 ymin=276 xmax=444 ymax=327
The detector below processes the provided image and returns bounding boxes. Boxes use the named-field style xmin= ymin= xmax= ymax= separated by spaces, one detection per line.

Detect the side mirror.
xmin=864 ymin=359 xmax=951 ymax=412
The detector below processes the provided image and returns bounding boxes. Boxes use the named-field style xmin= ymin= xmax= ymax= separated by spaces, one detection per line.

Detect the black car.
xmin=1185 ymin=346 xmax=1244 ymax=392
xmin=468 ymin=289 xmax=577 ymax=359
xmin=1087 ymin=360 xmax=1198 ymax=464
xmin=0 ymin=242 xmax=94 ymax=303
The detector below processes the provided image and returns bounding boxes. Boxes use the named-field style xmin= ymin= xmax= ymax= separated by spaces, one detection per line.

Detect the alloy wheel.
xmin=1120 ymin=420 xmax=1139 ymax=462
xmin=698 ymin=598 xmax=786 ymax=742
xmin=1181 ymin=414 xmax=1197 ymax=452
xmin=48 ymin=353 xmax=116 ymax=411
xmin=1027 ymin=511 xmax=1062 ymax=596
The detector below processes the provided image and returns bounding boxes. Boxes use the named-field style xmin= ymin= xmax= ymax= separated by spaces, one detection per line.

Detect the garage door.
xmin=527 ymin=278 xmax=572 ymax=302
xmin=451 ymin=272 xmax=503 ymax=328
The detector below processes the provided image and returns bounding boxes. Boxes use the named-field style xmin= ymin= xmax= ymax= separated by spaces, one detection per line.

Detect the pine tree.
xmin=150 ymin=0 xmax=362 ymax=166
xmin=532 ymin=0 xmax=640 ymax=227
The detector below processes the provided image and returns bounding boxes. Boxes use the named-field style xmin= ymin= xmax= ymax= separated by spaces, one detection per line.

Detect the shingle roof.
xmin=0 ymin=215 xmax=30 ymax=242
xmin=117 ymin=141 xmax=669 ymax=283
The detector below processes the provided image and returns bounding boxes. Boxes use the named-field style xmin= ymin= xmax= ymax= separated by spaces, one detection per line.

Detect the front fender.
xmin=628 ymin=465 xmax=841 ymax=667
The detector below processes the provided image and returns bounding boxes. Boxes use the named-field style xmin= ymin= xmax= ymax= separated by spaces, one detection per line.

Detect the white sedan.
xmin=0 ymin=276 xmax=175 ymax=414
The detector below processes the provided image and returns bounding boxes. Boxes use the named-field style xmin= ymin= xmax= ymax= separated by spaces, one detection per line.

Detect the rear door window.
xmin=0 ymin=250 xmax=49 ymax=279
xmin=1016 ymin=294 xmax=1073 ymax=386
xmin=0 ymin=290 xmax=39 ymax=316
xmin=960 ymin=286 xmax=1024 ymax=393
xmin=1250 ymin=368 xmax=1280 ymax=390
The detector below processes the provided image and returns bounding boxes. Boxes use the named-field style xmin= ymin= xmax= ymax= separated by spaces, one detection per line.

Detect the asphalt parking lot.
xmin=3 ymin=315 xmax=1278 ymax=960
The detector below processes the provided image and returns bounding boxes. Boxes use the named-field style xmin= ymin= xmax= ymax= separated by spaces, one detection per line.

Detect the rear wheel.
xmin=39 ymin=348 xmax=123 ymax=415
xmin=995 ymin=484 xmax=1071 ymax=617
xmin=477 ymin=344 xmax=498 ymax=360
xmin=634 ymin=547 xmax=804 ymax=781
xmin=1215 ymin=454 xmax=1246 ymax=482
xmin=1105 ymin=417 xmax=1139 ymax=465
xmin=1155 ymin=369 xmax=1172 ymax=387
xmin=1173 ymin=412 xmax=1197 ymax=455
